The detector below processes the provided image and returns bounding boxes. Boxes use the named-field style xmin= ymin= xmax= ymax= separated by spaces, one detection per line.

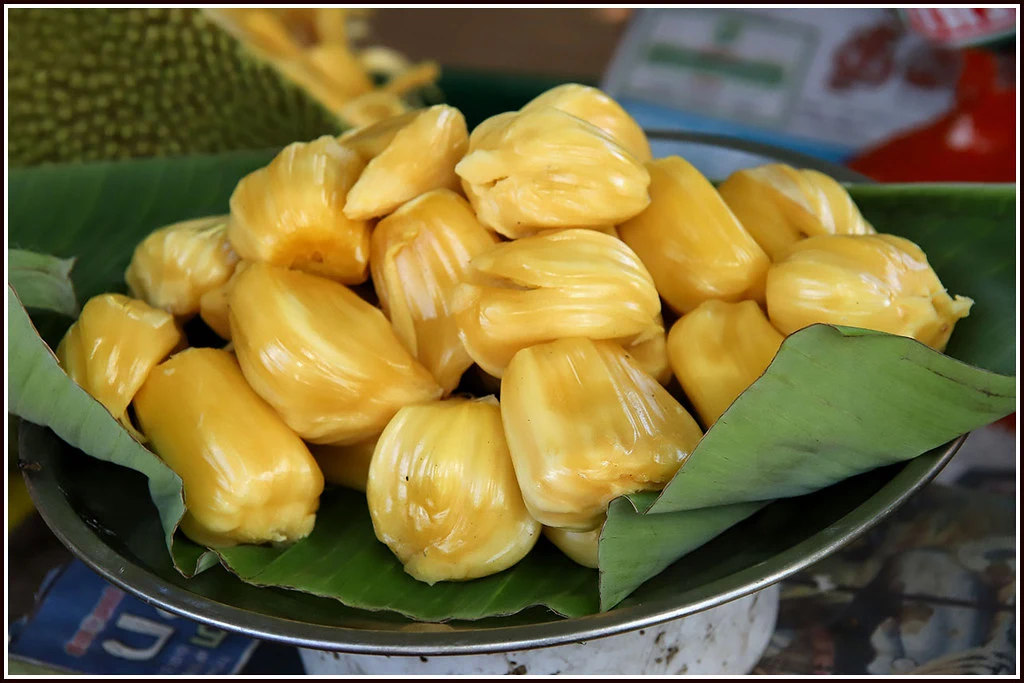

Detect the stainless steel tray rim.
xmin=22 ymin=427 xmax=963 ymax=656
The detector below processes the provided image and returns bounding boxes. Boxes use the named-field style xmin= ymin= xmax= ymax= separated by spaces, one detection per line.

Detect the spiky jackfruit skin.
xmin=7 ymin=8 xmax=343 ymax=166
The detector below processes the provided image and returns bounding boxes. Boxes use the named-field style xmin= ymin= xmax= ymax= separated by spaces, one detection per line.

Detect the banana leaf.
xmin=8 ymin=288 xmax=187 ymax=567
xmin=7 ymin=153 xmax=1016 ymax=621
xmin=8 ymin=250 xmax=79 ymax=317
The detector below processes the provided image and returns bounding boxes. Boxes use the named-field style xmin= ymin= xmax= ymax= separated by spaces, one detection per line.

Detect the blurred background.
xmin=7 ymin=7 xmax=1017 ymax=180
xmin=7 ymin=6 xmax=1018 ymax=676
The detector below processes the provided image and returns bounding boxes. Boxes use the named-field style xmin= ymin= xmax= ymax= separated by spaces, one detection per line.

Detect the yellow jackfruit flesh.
xmin=521 ymin=83 xmax=651 ymax=163
xmin=56 ymin=294 xmax=184 ymax=441
xmin=766 ymin=234 xmax=973 ymax=351
xmin=227 ymin=136 xmax=371 ymax=284
xmin=624 ymin=314 xmax=673 ymax=385
xmin=197 ymin=263 xmax=247 ymax=341
xmin=125 ymin=216 xmax=239 ymax=318
xmin=618 ymin=156 xmax=770 ymax=315
xmin=341 ymin=105 xmax=469 ymax=220
xmin=229 ymin=262 xmax=443 ymax=445
xmin=310 ymin=438 xmax=378 ymax=492
xmin=366 ymin=397 xmax=541 ymax=584
xmin=501 ymin=338 xmax=703 ymax=530
xmin=370 ymin=189 xmax=498 ymax=393
xmin=456 ymin=108 xmax=651 ymax=238
xmin=719 ymin=163 xmax=876 ymax=261
xmin=134 ymin=347 xmax=324 ymax=547
xmin=544 ymin=524 xmax=601 ymax=569
xmin=453 ymin=228 xmax=663 ymax=378
xmin=305 ymin=42 xmax=375 ymax=103
xmin=338 ymin=91 xmax=410 ymax=128
xmin=667 ymin=300 xmax=784 ymax=427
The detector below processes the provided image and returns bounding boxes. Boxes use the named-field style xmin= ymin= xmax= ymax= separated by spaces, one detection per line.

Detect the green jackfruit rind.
xmin=8 ymin=8 xmax=344 ymax=166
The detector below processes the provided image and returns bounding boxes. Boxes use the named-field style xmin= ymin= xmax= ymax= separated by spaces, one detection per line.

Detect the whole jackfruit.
xmin=134 ymin=347 xmax=324 ymax=548
xmin=370 ymin=189 xmax=498 ymax=393
xmin=229 ymin=262 xmax=443 ymax=445
xmin=453 ymin=229 xmax=663 ymax=378
xmin=8 ymin=8 xmax=441 ymax=166
xmin=7 ymin=8 xmax=342 ymax=166
xmin=618 ymin=156 xmax=771 ymax=315
xmin=366 ymin=397 xmax=541 ymax=584
xmin=456 ymin=108 xmax=651 ymax=238
xmin=766 ymin=234 xmax=973 ymax=351
xmin=228 ymin=136 xmax=371 ymax=284
xmin=56 ymin=294 xmax=184 ymax=440
xmin=501 ymin=338 xmax=703 ymax=530
xmin=667 ymin=300 xmax=784 ymax=427
xmin=718 ymin=164 xmax=876 ymax=261
xmin=125 ymin=216 xmax=238 ymax=318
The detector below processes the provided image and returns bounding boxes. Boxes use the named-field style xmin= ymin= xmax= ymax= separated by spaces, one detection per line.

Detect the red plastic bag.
xmin=848 ymin=49 xmax=1015 ymax=183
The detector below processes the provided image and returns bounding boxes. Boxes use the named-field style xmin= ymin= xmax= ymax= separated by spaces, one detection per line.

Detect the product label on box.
xmin=8 ymin=560 xmax=258 ymax=675
xmin=603 ymin=8 xmax=959 ymax=161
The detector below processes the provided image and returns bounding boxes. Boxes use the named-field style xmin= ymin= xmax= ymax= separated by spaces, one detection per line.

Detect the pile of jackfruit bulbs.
xmin=56 ymin=84 xmax=974 ymax=585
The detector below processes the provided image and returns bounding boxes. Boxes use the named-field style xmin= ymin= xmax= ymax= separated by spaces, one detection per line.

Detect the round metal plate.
xmin=21 ymin=425 xmax=963 ymax=655
xmin=19 ymin=132 xmax=961 ymax=656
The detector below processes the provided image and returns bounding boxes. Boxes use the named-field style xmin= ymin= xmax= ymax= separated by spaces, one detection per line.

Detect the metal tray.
xmin=18 ymin=131 xmax=963 ymax=656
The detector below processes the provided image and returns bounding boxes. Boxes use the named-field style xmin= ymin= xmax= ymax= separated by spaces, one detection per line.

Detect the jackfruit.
xmin=125 ymin=215 xmax=238 ymax=318
xmin=337 ymin=91 xmax=410 ymax=128
xmin=625 ymin=315 xmax=673 ymax=385
xmin=501 ymin=338 xmax=703 ymax=530
xmin=366 ymin=397 xmax=540 ymax=584
xmin=7 ymin=8 xmax=342 ymax=166
xmin=198 ymin=262 xmax=246 ymax=340
xmin=456 ymin=108 xmax=651 ymax=238
xmin=229 ymin=262 xmax=443 ymax=445
xmin=718 ymin=164 xmax=876 ymax=261
xmin=56 ymin=293 xmax=184 ymax=440
xmin=453 ymin=229 xmax=663 ymax=378
xmin=370 ymin=189 xmax=498 ymax=393
xmin=227 ymin=136 xmax=371 ymax=284
xmin=618 ymin=156 xmax=771 ymax=314
xmin=134 ymin=347 xmax=324 ymax=547
xmin=341 ymin=105 xmax=469 ymax=220
xmin=667 ymin=300 xmax=784 ymax=427
xmin=544 ymin=524 xmax=601 ymax=569
xmin=521 ymin=83 xmax=651 ymax=162
xmin=766 ymin=234 xmax=973 ymax=351
xmin=310 ymin=438 xmax=378 ymax=492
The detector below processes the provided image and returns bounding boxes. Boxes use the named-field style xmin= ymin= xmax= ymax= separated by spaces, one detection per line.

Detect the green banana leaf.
xmin=599 ymin=494 xmax=766 ymax=611
xmin=7 ymin=153 xmax=1016 ymax=621
xmin=7 ymin=288 xmax=187 ymax=565
xmin=645 ymin=324 xmax=1015 ymax=515
xmin=212 ymin=490 xmax=599 ymax=620
xmin=8 ymin=250 xmax=79 ymax=317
